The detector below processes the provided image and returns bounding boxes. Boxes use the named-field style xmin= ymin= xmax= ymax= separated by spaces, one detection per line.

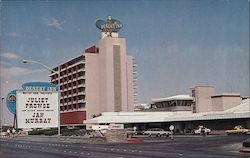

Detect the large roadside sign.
xmin=16 ymin=91 xmax=58 ymax=128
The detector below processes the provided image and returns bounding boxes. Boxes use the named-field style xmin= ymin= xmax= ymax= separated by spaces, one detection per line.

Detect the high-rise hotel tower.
xmin=50 ymin=16 xmax=137 ymax=125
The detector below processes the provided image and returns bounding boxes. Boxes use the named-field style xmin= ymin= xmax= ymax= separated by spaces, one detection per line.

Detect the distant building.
xmin=134 ymin=103 xmax=149 ymax=111
xmin=85 ymin=87 xmax=250 ymax=132
xmin=85 ymin=98 xmax=250 ymax=131
xmin=211 ymin=93 xmax=242 ymax=111
xmin=150 ymin=95 xmax=194 ymax=112
xmin=50 ymin=16 xmax=137 ymax=126
xmin=149 ymin=85 xmax=244 ymax=113
xmin=190 ymin=85 xmax=215 ymax=113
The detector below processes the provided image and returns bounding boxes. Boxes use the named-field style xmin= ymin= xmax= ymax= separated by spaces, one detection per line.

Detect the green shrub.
xmin=28 ymin=129 xmax=46 ymax=135
xmin=44 ymin=129 xmax=58 ymax=136
xmin=28 ymin=128 xmax=58 ymax=135
xmin=243 ymin=138 xmax=250 ymax=147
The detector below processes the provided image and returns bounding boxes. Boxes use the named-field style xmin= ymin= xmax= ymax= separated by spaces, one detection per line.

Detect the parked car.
xmin=126 ymin=128 xmax=138 ymax=137
xmin=183 ymin=128 xmax=194 ymax=134
xmin=143 ymin=128 xmax=171 ymax=137
xmin=225 ymin=125 xmax=250 ymax=135
xmin=0 ymin=132 xmax=7 ymax=136
xmin=192 ymin=126 xmax=211 ymax=135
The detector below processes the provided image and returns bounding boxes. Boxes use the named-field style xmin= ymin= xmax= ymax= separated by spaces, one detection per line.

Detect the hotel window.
xmin=192 ymin=89 xmax=195 ymax=97
xmin=79 ymin=103 xmax=84 ymax=108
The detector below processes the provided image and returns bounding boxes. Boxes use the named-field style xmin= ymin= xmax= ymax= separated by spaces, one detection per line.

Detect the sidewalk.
xmin=240 ymin=147 xmax=250 ymax=153
xmin=1 ymin=135 xmax=106 ymax=143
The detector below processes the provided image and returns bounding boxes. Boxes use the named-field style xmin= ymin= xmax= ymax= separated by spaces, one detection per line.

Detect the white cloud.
xmin=0 ymin=67 xmax=31 ymax=78
xmin=43 ymin=17 xmax=64 ymax=30
xmin=0 ymin=66 xmax=47 ymax=79
xmin=5 ymin=32 xmax=24 ymax=38
xmin=0 ymin=52 xmax=19 ymax=60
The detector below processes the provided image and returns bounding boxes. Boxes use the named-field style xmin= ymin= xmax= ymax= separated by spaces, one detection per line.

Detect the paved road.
xmin=1 ymin=135 xmax=249 ymax=158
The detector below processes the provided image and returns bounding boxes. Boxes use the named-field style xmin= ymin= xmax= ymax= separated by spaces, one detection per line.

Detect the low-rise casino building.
xmin=85 ymin=86 xmax=250 ymax=132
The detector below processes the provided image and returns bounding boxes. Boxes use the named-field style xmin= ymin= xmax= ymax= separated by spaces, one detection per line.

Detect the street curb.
xmin=127 ymin=139 xmax=144 ymax=143
xmin=239 ymin=147 xmax=250 ymax=153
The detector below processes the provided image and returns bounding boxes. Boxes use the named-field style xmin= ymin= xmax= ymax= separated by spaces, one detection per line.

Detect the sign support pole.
xmin=1 ymin=97 xmax=4 ymax=137
xmin=58 ymin=65 xmax=61 ymax=139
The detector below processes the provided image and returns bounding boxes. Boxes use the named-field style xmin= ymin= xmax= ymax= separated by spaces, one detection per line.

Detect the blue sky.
xmin=1 ymin=0 xmax=249 ymax=123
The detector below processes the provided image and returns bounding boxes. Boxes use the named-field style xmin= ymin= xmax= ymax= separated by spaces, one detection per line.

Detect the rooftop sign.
xmin=96 ymin=16 xmax=123 ymax=34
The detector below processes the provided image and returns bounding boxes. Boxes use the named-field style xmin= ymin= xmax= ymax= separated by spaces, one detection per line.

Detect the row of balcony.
xmin=60 ymin=103 xmax=86 ymax=112
xmin=60 ymin=84 xmax=85 ymax=92
xmin=51 ymin=69 xmax=85 ymax=82
xmin=60 ymin=98 xmax=85 ymax=105
xmin=52 ymin=55 xmax=85 ymax=72
xmin=61 ymin=91 xmax=85 ymax=98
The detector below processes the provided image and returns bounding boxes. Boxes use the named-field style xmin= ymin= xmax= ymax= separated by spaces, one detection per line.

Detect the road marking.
xmin=64 ymin=151 xmax=66 ymax=153
xmin=87 ymin=153 xmax=90 ymax=155
xmin=74 ymin=152 xmax=78 ymax=154
xmin=81 ymin=152 xmax=84 ymax=155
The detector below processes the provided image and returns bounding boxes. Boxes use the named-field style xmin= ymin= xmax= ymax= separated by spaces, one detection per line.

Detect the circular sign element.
xmin=169 ymin=125 xmax=175 ymax=131
xmin=6 ymin=90 xmax=17 ymax=115
xmin=7 ymin=94 xmax=16 ymax=103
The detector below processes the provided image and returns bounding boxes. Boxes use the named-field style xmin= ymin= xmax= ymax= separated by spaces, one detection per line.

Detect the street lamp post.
xmin=23 ymin=59 xmax=61 ymax=139
xmin=1 ymin=97 xmax=4 ymax=138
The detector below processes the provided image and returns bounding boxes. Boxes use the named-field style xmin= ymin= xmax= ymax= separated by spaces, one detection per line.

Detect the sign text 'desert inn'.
xmin=96 ymin=16 xmax=123 ymax=33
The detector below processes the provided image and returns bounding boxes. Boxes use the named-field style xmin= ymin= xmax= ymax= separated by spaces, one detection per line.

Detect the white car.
xmin=193 ymin=126 xmax=211 ymax=135
xmin=143 ymin=128 xmax=171 ymax=137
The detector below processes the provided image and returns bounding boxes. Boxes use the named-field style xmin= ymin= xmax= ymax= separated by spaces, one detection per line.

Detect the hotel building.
xmin=50 ymin=16 xmax=137 ymax=125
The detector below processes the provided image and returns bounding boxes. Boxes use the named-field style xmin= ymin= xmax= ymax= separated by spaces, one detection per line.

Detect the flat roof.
xmin=84 ymin=99 xmax=250 ymax=124
xmin=190 ymin=85 xmax=214 ymax=88
xmin=151 ymin=95 xmax=193 ymax=103
xmin=211 ymin=93 xmax=241 ymax=98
